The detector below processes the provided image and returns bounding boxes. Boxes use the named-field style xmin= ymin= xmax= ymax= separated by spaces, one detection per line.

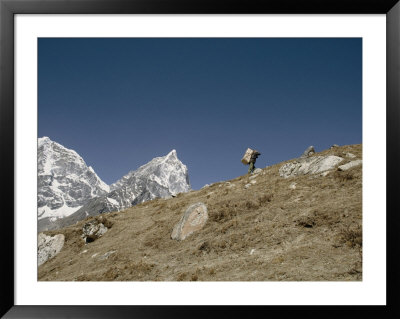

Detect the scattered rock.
xmin=320 ymin=171 xmax=330 ymax=177
xmin=330 ymin=144 xmax=339 ymax=149
xmin=171 ymin=202 xmax=208 ymax=241
xmin=345 ymin=153 xmax=356 ymax=158
xmin=289 ymin=182 xmax=297 ymax=189
xmin=250 ymin=180 xmax=257 ymax=184
xmin=338 ymin=160 xmax=362 ymax=171
xmin=38 ymin=233 xmax=65 ymax=266
xmin=82 ymin=220 xmax=108 ymax=243
xmin=279 ymin=155 xmax=344 ymax=178
xmin=244 ymin=183 xmax=252 ymax=189
xmin=250 ymin=249 xmax=256 ymax=255
xmin=91 ymin=253 xmax=99 ymax=258
xmin=201 ymin=184 xmax=210 ymax=189
xmin=99 ymin=250 xmax=116 ymax=260
xmin=300 ymin=146 xmax=315 ymax=158
xmin=253 ymin=168 xmax=262 ymax=174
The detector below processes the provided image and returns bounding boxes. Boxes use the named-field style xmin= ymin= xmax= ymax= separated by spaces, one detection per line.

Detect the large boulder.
xmin=82 ymin=220 xmax=108 ymax=243
xmin=338 ymin=160 xmax=362 ymax=171
xmin=279 ymin=155 xmax=344 ymax=178
xmin=171 ymin=203 xmax=208 ymax=241
xmin=38 ymin=233 xmax=65 ymax=266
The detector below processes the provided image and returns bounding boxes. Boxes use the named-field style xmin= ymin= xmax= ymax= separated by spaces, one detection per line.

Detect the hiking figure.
xmin=241 ymin=148 xmax=261 ymax=174
xmin=248 ymin=151 xmax=260 ymax=174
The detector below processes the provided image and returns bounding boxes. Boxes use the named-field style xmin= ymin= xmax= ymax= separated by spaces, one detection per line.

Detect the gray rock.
xmin=346 ymin=153 xmax=356 ymax=158
xmin=171 ymin=202 xmax=208 ymax=241
xmin=225 ymin=182 xmax=235 ymax=188
xmin=249 ymin=168 xmax=262 ymax=180
xmin=279 ymin=155 xmax=344 ymax=178
xmin=98 ymin=250 xmax=116 ymax=260
xmin=338 ymin=160 xmax=362 ymax=171
xmin=244 ymin=183 xmax=252 ymax=189
xmin=38 ymin=233 xmax=65 ymax=266
xmin=330 ymin=144 xmax=339 ymax=149
xmin=300 ymin=146 xmax=315 ymax=158
xmin=82 ymin=220 xmax=108 ymax=243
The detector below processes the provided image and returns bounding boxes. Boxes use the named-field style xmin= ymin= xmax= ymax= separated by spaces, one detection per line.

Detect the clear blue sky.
xmin=38 ymin=38 xmax=362 ymax=190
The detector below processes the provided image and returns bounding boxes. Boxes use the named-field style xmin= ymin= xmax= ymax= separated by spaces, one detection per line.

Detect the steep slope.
xmin=39 ymin=149 xmax=191 ymax=231
xmin=38 ymin=144 xmax=362 ymax=281
xmin=37 ymin=137 xmax=109 ymax=220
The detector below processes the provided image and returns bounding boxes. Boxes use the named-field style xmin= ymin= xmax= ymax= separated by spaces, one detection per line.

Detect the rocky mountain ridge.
xmin=38 ymin=138 xmax=191 ymax=231
xmin=38 ymin=137 xmax=110 ymax=221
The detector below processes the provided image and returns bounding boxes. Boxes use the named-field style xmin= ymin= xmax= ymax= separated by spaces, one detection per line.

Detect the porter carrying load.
xmin=241 ymin=148 xmax=261 ymax=174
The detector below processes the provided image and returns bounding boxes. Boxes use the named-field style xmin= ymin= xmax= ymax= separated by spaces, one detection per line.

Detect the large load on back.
xmin=241 ymin=148 xmax=259 ymax=165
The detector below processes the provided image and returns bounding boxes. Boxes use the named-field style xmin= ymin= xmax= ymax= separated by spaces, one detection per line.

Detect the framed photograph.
xmin=1 ymin=0 xmax=399 ymax=318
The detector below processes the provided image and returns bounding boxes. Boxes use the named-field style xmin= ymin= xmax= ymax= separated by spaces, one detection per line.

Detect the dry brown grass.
xmin=38 ymin=144 xmax=362 ymax=281
xmin=339 ymin=225 xmax=362 ymax=248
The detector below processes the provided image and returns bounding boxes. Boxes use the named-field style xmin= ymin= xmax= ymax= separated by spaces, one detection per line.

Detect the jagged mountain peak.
xmin=38 ymin=136 xmax=50 ymax=144
xmin=166 ymin=149 xmax=177 ymax=158
xmin=142 ymin=149 xmax=179 ymax=166
xmin=38 ymin=137 xmax=89 ymax=175
xmin=38 ymin=142 xmax=191 ymax=232
xmin=37 ymin=137 xmax=110 ymax=220
xmin=110 ymin=149 xmax=189 ymax=191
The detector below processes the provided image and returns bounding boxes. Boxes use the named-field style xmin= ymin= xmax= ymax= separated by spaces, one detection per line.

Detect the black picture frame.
xmin=1 ymin=0 xmax=399 ymax=318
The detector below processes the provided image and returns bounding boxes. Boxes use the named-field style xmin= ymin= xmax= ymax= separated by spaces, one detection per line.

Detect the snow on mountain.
xmin=37 ymin=137 xmax=109 ymax=220
xmin=110 ymin=149 xmax=189 ymax=195
xmin=37 ymin=139 xmax=191 ymax=232
xmin=41 ymin=149 xmax=191 ymax=231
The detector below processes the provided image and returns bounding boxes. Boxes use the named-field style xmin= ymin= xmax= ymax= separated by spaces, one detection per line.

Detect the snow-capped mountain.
xmin=37 ymin=138 xmax=191 ymax=231
xmin=38 ymin=137 xmax=109 ymax=220
xmin=110 ymin=149 xmax=190 ymax=195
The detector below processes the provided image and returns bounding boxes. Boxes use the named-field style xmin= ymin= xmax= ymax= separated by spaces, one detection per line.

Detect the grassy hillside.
xmin=38 ymin=144 xmax=362 ymax=281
